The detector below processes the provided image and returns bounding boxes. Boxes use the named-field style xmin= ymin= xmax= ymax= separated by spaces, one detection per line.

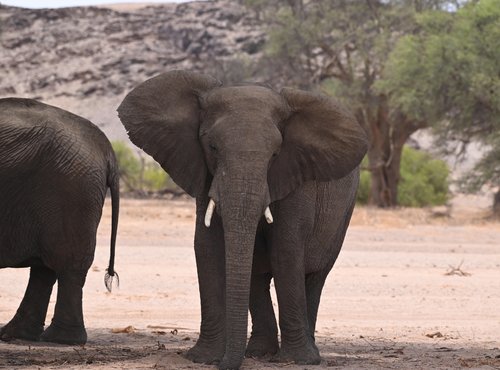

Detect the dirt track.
xmin=1 ymin=198 xmax=499 ymax=369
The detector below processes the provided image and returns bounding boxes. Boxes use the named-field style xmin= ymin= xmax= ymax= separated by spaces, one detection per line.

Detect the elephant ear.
xmin=117 ymin=70 xmax=221 ymax=197
xmin=268 ymin=88 xmax=368 ymax=201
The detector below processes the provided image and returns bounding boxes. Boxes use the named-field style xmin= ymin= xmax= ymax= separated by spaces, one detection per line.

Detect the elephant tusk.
xmin=205 ymin=199 xmax=216 ymax=227
xmin=264 ymin=206 xmax=273 ymax=224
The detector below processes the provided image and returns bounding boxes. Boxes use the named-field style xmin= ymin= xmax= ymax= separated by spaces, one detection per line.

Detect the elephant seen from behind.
xmin=118 ymin=70 xmax=367 ymax=369
xmin=0 ymin=98 xmax=119 ymax=345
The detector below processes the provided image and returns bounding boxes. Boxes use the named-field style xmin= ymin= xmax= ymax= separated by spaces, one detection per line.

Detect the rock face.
xmin=0 ymin=1 xmax=265 ymax=140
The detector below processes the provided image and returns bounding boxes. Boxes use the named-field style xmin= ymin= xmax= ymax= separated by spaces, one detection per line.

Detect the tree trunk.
xmin=367 ymin=142 xmax=403 ymax=208
xmin=358 ymin=96 xmax=427 ymax=208
xmin=493 ymin=189 xmax=500 ymax=218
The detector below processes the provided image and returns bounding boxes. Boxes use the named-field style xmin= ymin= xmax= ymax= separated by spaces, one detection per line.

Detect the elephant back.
xmin=0 ymin=98 xmax=112 ymax=175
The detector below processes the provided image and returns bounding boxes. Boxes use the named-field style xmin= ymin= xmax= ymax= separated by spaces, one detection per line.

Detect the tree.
xmin=397 ymin=146 xmax=449 ymax=207
xmin=377 ymin=0 xmax=500 ymax=212
xmin=357 ymin=146 xmax=449 ymax=206
xmin=111 ymin=141 xmax=175 ymax=195
xmin=242 ymin=0 xmax=456 ymax=207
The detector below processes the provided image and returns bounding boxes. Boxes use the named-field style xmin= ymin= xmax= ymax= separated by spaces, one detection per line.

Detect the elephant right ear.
xmin=118 ymin=70 xmax=221 ymax=197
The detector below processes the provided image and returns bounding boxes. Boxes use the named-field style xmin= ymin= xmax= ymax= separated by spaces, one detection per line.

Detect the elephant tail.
xmin=105 ymin=150 xmax=120 ymax=292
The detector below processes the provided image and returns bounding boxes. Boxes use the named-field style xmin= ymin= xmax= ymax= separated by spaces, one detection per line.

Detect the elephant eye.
xmin=209 ymin=144 xmax=217 ymax=152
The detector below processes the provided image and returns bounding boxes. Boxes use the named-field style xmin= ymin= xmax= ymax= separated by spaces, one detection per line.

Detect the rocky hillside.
xmin=0 ymin=1 xmax=265 ymax=140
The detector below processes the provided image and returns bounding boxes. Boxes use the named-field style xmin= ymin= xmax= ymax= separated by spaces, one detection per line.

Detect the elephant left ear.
xmin=268 ymin=88 xmax=368 ymax=201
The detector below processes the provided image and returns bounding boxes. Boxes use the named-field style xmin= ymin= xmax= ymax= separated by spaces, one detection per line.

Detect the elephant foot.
xmin=219 ymin=355 xmax=244 ymax=370
xmin=40 ymin=321 xmax=87 ymax=345
xmin=0 ymin=318 xmax=44 ymax=342
xmin=185 ymin=338 xmax=225 ymax=365
xmin=271 ymin=339 xmax=320 ymax=365
xmin=245 ymin=334 xmax=279 ymax=358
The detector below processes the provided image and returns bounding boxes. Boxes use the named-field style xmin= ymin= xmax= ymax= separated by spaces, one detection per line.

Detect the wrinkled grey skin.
xmin=0 ymin=98 xmax=119 ymax=345
xmin=118 ymin=70 xmax=367 ymax=369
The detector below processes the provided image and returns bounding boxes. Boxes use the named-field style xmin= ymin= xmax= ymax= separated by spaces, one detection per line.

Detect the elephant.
xmin=118 ymin=70 xmax=367 ymax=369
xmin=0 ymin=98 xmax=119 ymax=345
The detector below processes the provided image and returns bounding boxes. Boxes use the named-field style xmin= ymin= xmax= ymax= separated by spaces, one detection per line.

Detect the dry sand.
xmin=1 ymin=198 xmax=499 ymax=369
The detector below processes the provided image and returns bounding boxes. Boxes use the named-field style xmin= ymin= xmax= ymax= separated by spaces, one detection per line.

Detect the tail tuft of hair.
xmin=105 ymin=269 xmax=120 ymax=292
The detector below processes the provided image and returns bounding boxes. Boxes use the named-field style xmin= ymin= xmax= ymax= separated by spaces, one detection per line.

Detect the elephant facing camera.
xmin=118 ymin=70 xmax=367 ymax=369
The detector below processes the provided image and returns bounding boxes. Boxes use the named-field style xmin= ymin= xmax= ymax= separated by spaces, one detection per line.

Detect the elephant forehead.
xmin=204 ymin=86 xmax=289 ymax=120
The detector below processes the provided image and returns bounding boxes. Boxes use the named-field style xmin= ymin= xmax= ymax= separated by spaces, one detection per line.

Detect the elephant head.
xmin=118 ymin=70 xmax=367 ymax=368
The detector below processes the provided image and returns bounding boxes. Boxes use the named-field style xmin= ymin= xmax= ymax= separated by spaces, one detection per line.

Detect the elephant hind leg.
xmin=305 ymin=203 xmax=354 ymax=342
xmin=304 ymin=266 xmax=331 ymax=343
xmin=40 ymin=270 xmax=88 ymax=345
xmin=246 ymin=272 xmax=279 ymax=358
xmin=0 ymin=265 xmax=56 ymax=342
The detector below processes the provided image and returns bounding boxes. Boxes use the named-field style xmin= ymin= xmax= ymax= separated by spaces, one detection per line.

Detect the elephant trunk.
xmin=215 ymin=169 xmax=268 ymax=369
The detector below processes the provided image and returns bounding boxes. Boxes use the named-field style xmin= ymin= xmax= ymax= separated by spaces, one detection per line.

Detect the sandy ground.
xmin=1 ymin=198 xmax=499 ymax=369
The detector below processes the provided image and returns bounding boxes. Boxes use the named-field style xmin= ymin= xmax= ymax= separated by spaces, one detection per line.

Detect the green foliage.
xmin=244 ymin=0 xmax=455 ymax=90
xmin=112 ymin=141 xmax=174 ymax=193
xmin=355 ymin=156 xmax=371 ymax=204
xmin=357 ymin=147 xmax=449 ymax=207
xmin=378 ymin=0 xmax=500 ymax=191
xmin=243 ymin=0 xmax=459 ymax=207
xmin=398 ymin=147 xmax=449 ymax=206
xmin=112 ymin=141 xmax=141 ymax=186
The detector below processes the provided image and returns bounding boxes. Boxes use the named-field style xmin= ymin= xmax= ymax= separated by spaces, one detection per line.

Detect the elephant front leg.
xmin=246 ymin=272 xmax=279 ymax=358
xmin=271 ymin=243 xmax=320 ymax=365
xmin=0 ymin=265 xmax=56 ymax=342
xmin=40 ymin=270 xmax=88 ymax=345
xmin=186 ymin=199 xmax=226 ymax=365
